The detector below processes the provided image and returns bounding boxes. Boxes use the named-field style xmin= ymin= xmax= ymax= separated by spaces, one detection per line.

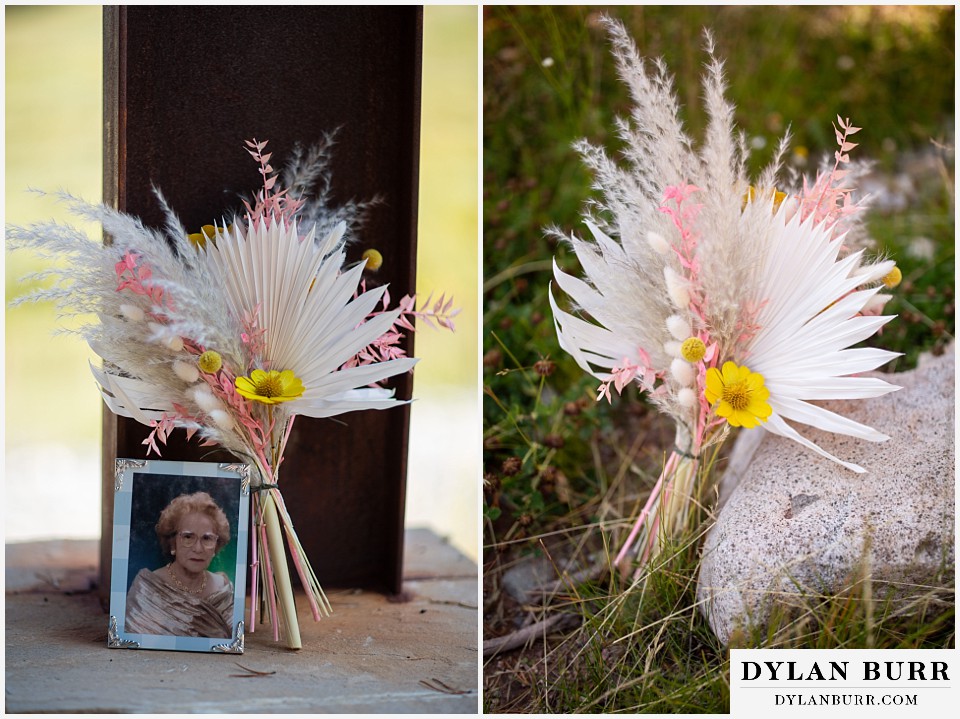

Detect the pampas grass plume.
xmin=119 ymin=304 xmax=144 ymax=322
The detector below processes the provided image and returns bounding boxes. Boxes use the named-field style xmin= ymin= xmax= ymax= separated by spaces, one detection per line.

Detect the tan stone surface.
xmin=5 ymin=529 xmax=478 ymax=713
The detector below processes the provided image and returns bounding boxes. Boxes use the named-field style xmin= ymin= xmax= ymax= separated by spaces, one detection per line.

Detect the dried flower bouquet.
xmin=549 ymin=20 xmax=902 ymax=578
xmin=8 ymin=136 xmax=457 ymax=649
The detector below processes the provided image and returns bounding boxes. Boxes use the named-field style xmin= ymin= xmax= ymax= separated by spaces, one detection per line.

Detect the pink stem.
xmin=614 ymin=452 xmax=677 ymax=569
xmin=281 ymin=525 xmax=322 ymax=622
xmin=272 ymin=493 xmax=321 ymax=620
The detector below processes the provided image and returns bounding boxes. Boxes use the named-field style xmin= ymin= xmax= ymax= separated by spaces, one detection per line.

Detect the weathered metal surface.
xmin=101 ymin=6 xmax=422 ymax=599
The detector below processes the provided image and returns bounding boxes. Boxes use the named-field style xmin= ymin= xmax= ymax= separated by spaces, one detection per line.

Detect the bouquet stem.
xmin=659 ymin=452 xmax=698 ymax=542
xmin=616 ymin=426 xmax=699 ymax=579
xmin=262 ymin=490 xmax=302 ymax=650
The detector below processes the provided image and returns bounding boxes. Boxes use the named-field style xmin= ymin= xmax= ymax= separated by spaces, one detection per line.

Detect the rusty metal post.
xmin=101 ymin=6 xmax=422 ymax=601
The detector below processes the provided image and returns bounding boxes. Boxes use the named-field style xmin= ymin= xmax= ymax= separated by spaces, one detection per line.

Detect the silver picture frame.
xmin=108 ymin=459 xmax=250 ymax=653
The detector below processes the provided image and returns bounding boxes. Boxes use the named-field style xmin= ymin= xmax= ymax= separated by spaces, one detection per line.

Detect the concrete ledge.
xmin=5 ymin=529 xmax=478 ymax=714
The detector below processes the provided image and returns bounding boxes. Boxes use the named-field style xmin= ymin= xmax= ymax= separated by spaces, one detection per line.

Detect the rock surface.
xmin=698 ymin=348 xmax=955 ymax=643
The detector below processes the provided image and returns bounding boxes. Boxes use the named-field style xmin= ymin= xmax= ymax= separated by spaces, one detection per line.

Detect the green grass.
xmin=484 ymin=516 xmax=953 ymax=713
xmin=483 ymin=6 xmax=954 ymax=713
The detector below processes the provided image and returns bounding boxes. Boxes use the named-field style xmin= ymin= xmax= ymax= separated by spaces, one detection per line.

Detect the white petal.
xmin=90 ymin=363 xmax=170 ymax=424
xmin=764 ymin=413 xmax=867 ymax=473
xmin=770 ymin=396 xmax=890 ymax=442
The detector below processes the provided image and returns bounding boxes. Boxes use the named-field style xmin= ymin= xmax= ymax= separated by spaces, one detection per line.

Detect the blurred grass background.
xmin=5 ymin=6 xmax=479 ymax=559
xmin=483 ymin=6 xmax=953 ymax=712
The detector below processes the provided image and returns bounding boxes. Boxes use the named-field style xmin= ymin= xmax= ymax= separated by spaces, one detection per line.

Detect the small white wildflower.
xmin=542 ymin=57 xmax=554 ymax=68
xmin=172 ymin=360 xmax=200 ymax=384
xmin=666 ymin=314 xmax=689 ymax=341
xmin=119 ymin=304 xmax=144 ymax=322
xmin=670 ymin=357 xmax=695 ymax=387
xmin=906 ymin=236 xmax=936 ymax=262
xmin=663 ymin=267 xmax=690 ymax=309
xmin=646 ymin=230 xmax=670 ymax=255
xmin=677 ymin=387 xmax=697 ymax=408
xmin=210 ymin=409 xmax=235 ymax=431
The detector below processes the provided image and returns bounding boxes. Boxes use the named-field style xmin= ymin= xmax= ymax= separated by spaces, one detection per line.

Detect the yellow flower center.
xmin=704 ymin=361 xmax=773 ymax=429
xmin=198 ymin=350 xmax=222 ymax=374
xmin=253 ymin=374 xmax=284 ymax=398
xmin=234 ymin=368 xmax=305 ymax=405
xmin=680 ymin=337 xmax=706 ymax=363
xmin=721 ymin=379 xmax=750 ymax=410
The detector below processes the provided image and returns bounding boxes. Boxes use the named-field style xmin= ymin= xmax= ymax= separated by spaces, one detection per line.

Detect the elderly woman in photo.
xmin=125 ymin=492 xmax=234 ymax=638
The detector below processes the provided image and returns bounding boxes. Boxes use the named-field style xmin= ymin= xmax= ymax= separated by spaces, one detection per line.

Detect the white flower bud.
xmin=663 ymin=340 xmax=681 ymax=357
xmin=210 ymin=409 xmax=235 ymax=431
xmin=666 ymin=314 xmax=690 ymax=341
xmin=677 ymin=387 xmax=697 ymax=408
xmin=664 ymin=267 xmax=690 ymax=309
xmin=191 ymin=385 xmax=222 ymax=414
xmin=119 ymin=304 xmax=144 ymax=322
xmin=166 ymin=335 xmax=184 ymax=352
xmin=172 ymin=360 xmax=200 ymax=384
xmin=670 ymin=357 xmax=696 ymax=387
xmin=646 ymin=230 xmax=671 ymax=255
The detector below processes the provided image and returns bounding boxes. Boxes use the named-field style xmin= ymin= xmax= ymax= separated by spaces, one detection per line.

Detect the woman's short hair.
xmin=156 ymin=492 xmax=230 ymax=558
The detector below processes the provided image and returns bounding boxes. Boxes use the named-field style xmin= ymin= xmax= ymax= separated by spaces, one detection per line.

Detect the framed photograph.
xmin=108 ymin=459 xmax=250 ymax=653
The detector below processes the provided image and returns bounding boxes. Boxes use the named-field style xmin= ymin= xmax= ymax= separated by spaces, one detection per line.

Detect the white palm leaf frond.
xmin=297 ymin=392 xmax=409 ymax=419
xmin=743 ymin=210 xmax=900 ymax=471
xmin=203 ymin=217 xmax=411 ymax=417
xmin=300 ymin=358 xmax=418 ymax=402
xmin=90 ymin=364 xmax=173 ymax=425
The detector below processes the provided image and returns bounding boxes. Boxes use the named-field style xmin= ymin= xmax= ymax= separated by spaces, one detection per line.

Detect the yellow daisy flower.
xmin=704 ymin=361 xmax=772 ymax=429
xmin=743 ymin=186 xmax=788 ymax=211
xmin=235 ymin=369 xmax=305 ymax=405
